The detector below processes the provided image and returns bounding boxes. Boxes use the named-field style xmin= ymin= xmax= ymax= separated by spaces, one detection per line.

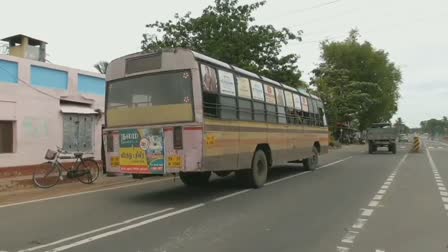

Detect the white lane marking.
xmin=428 ymin=146 xmax=434 ymax=149
xmin=212 ymin=189 xmax=252 ymax=202
xmin=373 ymin=195 xmax=383 ymax=200
xmin=18 ymin=208 xmax=174 ymax=252
xmin=266 ymin=156 xmax=352 ymax=186
xmin=361 ymin=208 xmax=374 ymax=216
xmin=44 ymin=204 xmax=205 ymax=252
xmin=436 ymin=179 xmax=443 ymax=183
xmin=437 ymin=141 xmax=448 ymax=147
xmin=368 ymin=201 xmax=379 ymax=207
xmin=337 ymin=246 xmax=350 ymax=252
xmin=384 ymin=181 xmax=392 ymax=185
xmin=0 ymin=156 xmax=353 ymax=209
xmin=0 ymin=178 xmax=172 ymax=209
xmin=378 ymin=189 xmax=387 ymax=194
xmin=426 ymin=147 xmax=448 ymax=213
xmin=336 ymin=153 xmax=408 ymax=252
xmin=352 ymin=218 xmax=368 ymax=229
xmin=341 ymin=231 xmax=359 ymax=243
xmin=376 ymin=250 xmax=385 ymax=252
xmin=317 ymin=156 xmax=353 ymax=170
xmin=265 ymin=171 xmax=310 ymax=186
xmin=381 ymin=185 xmax=389 ymax=190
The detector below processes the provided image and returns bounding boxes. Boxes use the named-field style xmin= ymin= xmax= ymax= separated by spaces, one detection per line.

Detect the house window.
xmin=78 ymin=74 xmax=106 ymax=96
xmin=31 ymin=66 xmax=68 ymax=90
xmin=0 ymin=121 xmax=14 ymax=153
xmin=0 ymin=60 xmax=18 ymax=84
xmin=63 ymin=114 xmax=95 ymax=153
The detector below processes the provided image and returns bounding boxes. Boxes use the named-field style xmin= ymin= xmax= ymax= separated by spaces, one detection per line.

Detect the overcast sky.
xmin=1 ymin=0 xmax=446 ymax=127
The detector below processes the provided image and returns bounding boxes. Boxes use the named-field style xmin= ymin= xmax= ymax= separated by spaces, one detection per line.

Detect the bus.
xmin=103 ymin=48 xmax=328 ymax=188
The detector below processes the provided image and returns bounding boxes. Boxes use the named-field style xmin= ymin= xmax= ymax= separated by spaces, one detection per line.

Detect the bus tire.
xmin=248 ymin=150 xmax=269 ymax=188
xmin=179 ymin=171 xmax=211 ymax=186
xmin=391 ymin=143 xmax=397 ymax=154
xmin=303 ymin=146 xmax=319 ymax=171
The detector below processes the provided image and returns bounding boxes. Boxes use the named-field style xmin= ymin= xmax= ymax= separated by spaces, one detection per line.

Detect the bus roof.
xmin=192 ymin=51 xmax=232 ymax=70
xmin=109 ymin=48 xmax=323 ymax=100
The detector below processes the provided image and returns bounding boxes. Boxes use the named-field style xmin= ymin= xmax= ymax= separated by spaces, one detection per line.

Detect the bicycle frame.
xmin=50 ymin=151 xmax=83 ymax=175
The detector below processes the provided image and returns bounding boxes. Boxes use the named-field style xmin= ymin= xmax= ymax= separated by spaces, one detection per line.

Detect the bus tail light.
xmin=173 ymin=126 xmax=183 ymax=149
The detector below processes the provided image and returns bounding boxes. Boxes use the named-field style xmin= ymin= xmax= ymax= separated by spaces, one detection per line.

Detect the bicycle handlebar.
xmin=56 ymin=146 xmax=68 ymax=154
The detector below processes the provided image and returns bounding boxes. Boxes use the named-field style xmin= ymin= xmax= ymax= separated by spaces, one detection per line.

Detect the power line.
xmin=0 ymin=64 xmax=60 ymax=100
xmin=286 ymin=11 xmax=448 ymax=47
xmin=265 ymin=0 xmax=343 ymax=20
xmin=285 ymin=0 xmax=342 ymax=15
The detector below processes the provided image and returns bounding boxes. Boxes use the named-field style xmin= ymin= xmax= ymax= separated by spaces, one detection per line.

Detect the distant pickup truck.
xmin=366 ymin=123 xmax=398 ymax=154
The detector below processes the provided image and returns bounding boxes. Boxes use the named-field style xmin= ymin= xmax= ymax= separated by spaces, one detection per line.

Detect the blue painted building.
xmin=0 ymin=35 xmax=106 ymax=169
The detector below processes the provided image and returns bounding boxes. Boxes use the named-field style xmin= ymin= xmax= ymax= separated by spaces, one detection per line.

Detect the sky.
xmin=0 ymin=0 xmax=447 ymax=127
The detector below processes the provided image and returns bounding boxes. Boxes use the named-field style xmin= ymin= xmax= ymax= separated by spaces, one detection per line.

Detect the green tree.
xmin=311 ymin=30 xmax=402 ymax=131
xmin=420 ymin=118 xmax=447 ymax=137
xmin=394 ymin=117 xmax=410 ymax=134
xmin=94 ymin=61 xmax=109 ymax=74
xmin=141 ymin=0 xmax=304 ymax=87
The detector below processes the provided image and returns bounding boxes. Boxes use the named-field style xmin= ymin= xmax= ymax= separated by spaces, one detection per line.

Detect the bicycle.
xmin=33 ymin=147 xmax=100 ymax=188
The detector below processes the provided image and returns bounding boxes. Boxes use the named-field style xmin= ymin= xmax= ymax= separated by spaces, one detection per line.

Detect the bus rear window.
xmin=106 ymin=71 xmax=193 ymax=127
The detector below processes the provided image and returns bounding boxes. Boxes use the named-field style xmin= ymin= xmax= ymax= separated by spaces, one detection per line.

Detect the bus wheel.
xmin=214 ymin=171 xmax=232 ymax=177
xmin=303 ymin=146 xmax=319 ymax=171
xmin=179 ymin=171 xmax=211 ymax=186
xmin=249 ymin=150 xmax=269 ymax=188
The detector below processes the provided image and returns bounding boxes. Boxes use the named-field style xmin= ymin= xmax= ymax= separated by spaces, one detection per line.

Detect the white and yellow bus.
xmin=104 ymin=48 xmax=328 ymax=188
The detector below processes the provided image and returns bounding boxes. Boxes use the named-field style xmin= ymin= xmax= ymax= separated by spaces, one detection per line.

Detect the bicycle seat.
xmin=73 ymin=152 xmax=84 ymax=158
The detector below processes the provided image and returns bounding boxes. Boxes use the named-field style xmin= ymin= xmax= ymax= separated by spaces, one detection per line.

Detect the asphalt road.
xmin=1 ymin=140 xmax=447 ymax=252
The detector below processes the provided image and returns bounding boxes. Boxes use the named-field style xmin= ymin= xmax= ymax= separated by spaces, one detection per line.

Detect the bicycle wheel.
xmin=33 ymin=162 xmax=61 ymax=188
xmin=76 ymin=159 xmax=100 ymax=184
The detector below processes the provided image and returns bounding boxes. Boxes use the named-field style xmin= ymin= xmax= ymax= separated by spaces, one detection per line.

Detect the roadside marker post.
xmin=411 ymin=136 xmax=421 ymax=153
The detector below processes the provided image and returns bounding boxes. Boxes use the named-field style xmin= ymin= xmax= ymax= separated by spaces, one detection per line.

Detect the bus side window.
xmin=253 ymin=102 xmax=265 ymax=122
xmin=266 ymin=104 xmax=277 ymax=123
xmin=238 ymin=99 xmax=252 ymax=121
xmin=203 ymin=93 xmax=219 ymax=118
xmin=200 ymin=64 xmax=219 ymax=118
xmin=220 ymin=96 xmax=237 ymax=120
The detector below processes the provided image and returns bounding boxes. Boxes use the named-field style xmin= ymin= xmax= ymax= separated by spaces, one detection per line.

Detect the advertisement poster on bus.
xmin=264 ymin=85 xmax=276 ymax=104
xmin=275 ymin=88 xmax=285 ymax=106
xmin=201 ymin=64 xmax=218 ymax=93
xmin=285 ymin=91 xmax=294 ymax=108
xmin=301 ymin=96 xmax=309 ymax=112
xmin=119 ymin=128 xmax=164 ymax=174
xmin=251 ymin=80 xmax=264 ymax=101
xmin=218 ymin=70 xmax=236 ymax=96
xmin=237 ymin=77 xmax=251 ymax=98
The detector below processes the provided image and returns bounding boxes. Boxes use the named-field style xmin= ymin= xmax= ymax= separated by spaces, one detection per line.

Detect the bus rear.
xmin=103 ymin=49 xmax=204 ymax=177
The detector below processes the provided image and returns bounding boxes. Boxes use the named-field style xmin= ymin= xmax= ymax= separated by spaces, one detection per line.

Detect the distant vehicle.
xmin=399 ymin=134 xmax=409 ymax=142
xmin=366 ymin=123 xmax=398 ymax=154
xmin=103 ymin=49 xmax=329 ymax=188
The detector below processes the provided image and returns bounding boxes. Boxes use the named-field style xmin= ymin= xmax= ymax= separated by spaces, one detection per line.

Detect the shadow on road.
xmin=121 ymin=164 xmax=307 ymax=207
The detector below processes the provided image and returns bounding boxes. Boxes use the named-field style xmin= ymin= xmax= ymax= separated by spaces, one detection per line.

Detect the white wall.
xmin=0 ymin=54 xmax=105 ymax=168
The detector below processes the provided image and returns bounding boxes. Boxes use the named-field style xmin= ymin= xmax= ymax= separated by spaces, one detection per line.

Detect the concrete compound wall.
xmin=0 ymin=54 xmax=105 ymax=169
